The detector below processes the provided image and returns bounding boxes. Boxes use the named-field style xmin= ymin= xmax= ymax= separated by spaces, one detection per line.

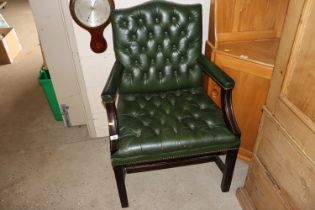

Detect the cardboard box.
xmin=0 ymin=27 xmax=22 ymax=64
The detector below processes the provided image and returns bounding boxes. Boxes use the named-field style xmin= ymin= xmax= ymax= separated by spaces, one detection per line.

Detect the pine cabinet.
xmin=205 ymin=0 xmax=289 ymax=162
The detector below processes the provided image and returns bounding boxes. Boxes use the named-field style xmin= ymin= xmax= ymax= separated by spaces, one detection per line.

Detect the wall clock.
xmin=69 ymin=0 xmax=115 ymax=53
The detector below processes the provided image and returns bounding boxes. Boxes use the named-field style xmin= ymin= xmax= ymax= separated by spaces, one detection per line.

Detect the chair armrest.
xmin=197 ymin=55 xmax=240 ymax=137
xmin=221 ymin=89 xmax=241 ymax=137
xmin=197 ymin=55 xmax=235 ymax=90
xmin=104 ymin=102 xmax=119 ymax=154
xmin=101 ymin=61 xmax=123 ymax=154
xmin=101 ymin=61 xmax=123 ymax=103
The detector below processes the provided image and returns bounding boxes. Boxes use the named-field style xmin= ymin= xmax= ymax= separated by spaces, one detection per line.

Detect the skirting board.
xmin=236 ymin=187 xmax=256 ymax=210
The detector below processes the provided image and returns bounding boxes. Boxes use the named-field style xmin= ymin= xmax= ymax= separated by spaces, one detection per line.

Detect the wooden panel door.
xmin=237 ymin=0 xmax=315 ymax=209
xmin=267 ymin=0 xmax=315 ymax=162
xmin=237 ymin=155 xmax=290 ymax=210
xmin=264 ymin=1 xmax=315 ymax=208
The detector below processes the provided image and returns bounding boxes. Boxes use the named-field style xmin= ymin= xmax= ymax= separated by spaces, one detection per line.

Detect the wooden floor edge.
xmin=236 ymin=187 xmax=256 ymax=210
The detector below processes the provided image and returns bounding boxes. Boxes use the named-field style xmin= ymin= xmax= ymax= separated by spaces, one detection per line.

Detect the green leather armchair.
xmin=102 ymin=1 xmax=240 ymax=208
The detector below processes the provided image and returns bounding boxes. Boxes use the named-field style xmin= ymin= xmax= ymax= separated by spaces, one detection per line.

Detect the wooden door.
xmin=237 ymin=0 xmax=315 ymax=209
xmin=267 ymin=0 xmax=315 ymax=162
xmin=264 ymin=0 xmax=315 ymax=208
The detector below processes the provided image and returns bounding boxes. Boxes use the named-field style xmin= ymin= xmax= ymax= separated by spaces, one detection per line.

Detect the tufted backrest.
xmin=111 ymin=1 xmax=203 ymax=94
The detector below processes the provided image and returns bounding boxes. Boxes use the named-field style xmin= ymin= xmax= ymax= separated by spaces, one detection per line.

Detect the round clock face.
xmin=74 ymin=0 xmax=111 ymax=27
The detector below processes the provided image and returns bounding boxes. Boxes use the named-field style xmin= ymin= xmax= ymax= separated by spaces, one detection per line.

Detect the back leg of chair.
xmin=113 ymin=166 xmax=129 ymax=208
xmin=220 ymin=149 xmax=238 ymax=192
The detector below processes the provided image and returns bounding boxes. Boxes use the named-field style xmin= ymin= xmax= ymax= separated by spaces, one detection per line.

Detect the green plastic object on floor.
xmin=38 ymin=67 xmax=63 ymax=121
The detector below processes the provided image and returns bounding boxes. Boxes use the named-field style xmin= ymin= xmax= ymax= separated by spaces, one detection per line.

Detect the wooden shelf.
xmin=216 ymin=39 xmax=280 ymax=67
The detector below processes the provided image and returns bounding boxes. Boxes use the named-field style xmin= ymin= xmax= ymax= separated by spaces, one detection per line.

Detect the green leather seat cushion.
xmin=112 ymin=87 xmax=240 ymax=166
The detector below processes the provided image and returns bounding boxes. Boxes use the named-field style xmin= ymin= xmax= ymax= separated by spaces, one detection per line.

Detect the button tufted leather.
xmin=103 ymin=2 xmax=240 ymax=206
xmin=111 ymin=1 xmax=203 ymax=93
xmin=111 ymin=87 xmax=239 ymax=165
xmin=102 ymin=1 xmax=240 ymax=166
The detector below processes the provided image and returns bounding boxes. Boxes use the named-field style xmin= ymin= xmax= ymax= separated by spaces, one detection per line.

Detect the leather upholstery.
xmin=112 ymin=87 xmax=239 ymax=165
xmin=111 ymin=1 xmax=203 ymax=93
xmin=104 ymin=1 xmax=240 ymax=167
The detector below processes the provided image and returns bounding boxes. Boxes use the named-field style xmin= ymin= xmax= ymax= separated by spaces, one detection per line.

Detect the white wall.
xmin=70 ymin=0 xmax=211 ymax=137
xmin=29 ymin=0 xmax=88 ymax=127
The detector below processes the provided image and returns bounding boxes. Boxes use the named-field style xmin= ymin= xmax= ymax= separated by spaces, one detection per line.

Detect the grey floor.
xmin=0 ymin=0 xmax=248 ymax=209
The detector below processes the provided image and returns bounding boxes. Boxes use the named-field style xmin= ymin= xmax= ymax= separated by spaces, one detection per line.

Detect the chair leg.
xmin=221 ymin=149 xmax=238 ymax=192
xmin=113 ymin=166 xmax=129 ymax=208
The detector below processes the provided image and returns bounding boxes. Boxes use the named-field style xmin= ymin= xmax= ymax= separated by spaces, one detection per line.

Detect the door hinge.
xmin=60 ymin=104 xmax=71 ymax=127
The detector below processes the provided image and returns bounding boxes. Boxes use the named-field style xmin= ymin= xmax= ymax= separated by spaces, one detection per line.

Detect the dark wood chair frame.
xmin=104 ymin=86 xmax=241 ymax=208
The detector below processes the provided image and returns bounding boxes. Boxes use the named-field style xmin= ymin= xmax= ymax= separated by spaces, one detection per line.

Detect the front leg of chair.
xmin=104 ymin=102 xmax=129 ymax=207
xmin=113 ymin=166 xmax=129 ymax=208
xmin=220 ymin=89 xmax=240 ymax=192
xmin=221 ymin=149 xmax=239 ymax=192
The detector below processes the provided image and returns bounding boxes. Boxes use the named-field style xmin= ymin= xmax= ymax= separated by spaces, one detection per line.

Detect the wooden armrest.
xmin=104 ymin=102 xmax=119 ymax=154
xmin=221 ymin=89 xmax=241 ymax=137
